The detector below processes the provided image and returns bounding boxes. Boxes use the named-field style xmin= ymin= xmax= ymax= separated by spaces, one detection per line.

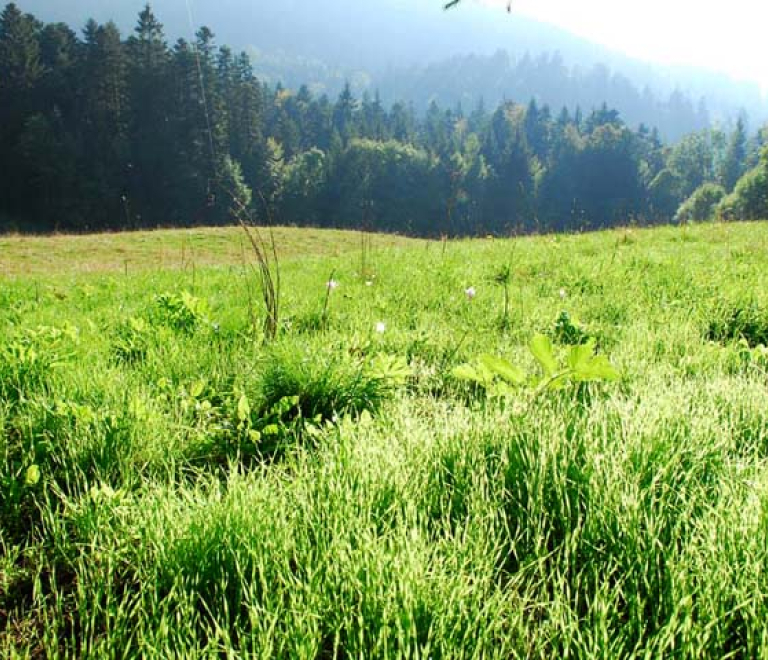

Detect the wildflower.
xmin=465 ymin=286 xmax=476 ymax=300
xmin=559 ymin=288 xmax=567 ymax=299
xmin=327 ymin=279 xmax=339 ymax=291
xmin=365 ymin=281 xmax=374 ymax=287
xmin=375 ymin=322 xmax=386 ymax=334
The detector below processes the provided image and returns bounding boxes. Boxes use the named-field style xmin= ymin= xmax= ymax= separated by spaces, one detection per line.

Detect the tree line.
xmin=375 ymin=51 xmax=717 ymax=143
xmin=1 ymin=2 xmax=766 ymax=236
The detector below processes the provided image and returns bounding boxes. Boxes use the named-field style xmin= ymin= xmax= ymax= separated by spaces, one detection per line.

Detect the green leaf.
xmin=530 ymin=334 xmax=558 ymax=376
xmin=25 ymin=464 xmax=41 ymax=486
xmin=534 ymin=372 xmax=570 ymax=392
xmin=478 ymin=354 xmax=526 ymax=385
xmin=272 ymin=395 xmax=299 ymax=417
xmin=547 ymin=373 xmax=572 ymax=390
xmin=237 ymin=394 xmax=250 ymax=422
xmin=304 ymin=423 xmax=323 ymax=439
xmin=573 ymin=355 xmax=620 ymax=382
xmin=566 ymin=340 xmax=596 ymax=371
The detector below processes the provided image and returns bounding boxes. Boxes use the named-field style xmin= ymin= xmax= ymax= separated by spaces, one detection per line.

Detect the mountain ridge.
xmin=13 ymin=0 xmax=767 ymax=137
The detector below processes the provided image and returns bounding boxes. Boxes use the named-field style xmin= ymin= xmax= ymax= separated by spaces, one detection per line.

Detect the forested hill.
xmin=13 ymin=0 xmax=768 ymax=141
xmin=1 ymin=2 xmax=766 ymax=236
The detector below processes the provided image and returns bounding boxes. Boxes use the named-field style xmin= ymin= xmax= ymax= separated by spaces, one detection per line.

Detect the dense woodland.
xmin=1 ymin=2 xmax=767 ymax=236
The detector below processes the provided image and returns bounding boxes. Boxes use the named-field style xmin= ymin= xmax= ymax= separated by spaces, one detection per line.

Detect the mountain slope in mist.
xmin=16 ymin=0 xmax=767 ymax=136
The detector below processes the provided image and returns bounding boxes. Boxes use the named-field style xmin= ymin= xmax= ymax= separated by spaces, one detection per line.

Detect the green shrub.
xmin=717 ymin=159 xmax=768 ymax=220
xmin=453 ymin=334 xmax=619 ymax=400
xmin=675 ymin=182 xmax=726 ymax=223
xmin=551 ymin=310 xmax=591 ymax=345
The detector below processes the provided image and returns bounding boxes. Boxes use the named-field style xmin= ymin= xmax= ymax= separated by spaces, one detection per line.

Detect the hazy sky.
xmin=480 ymin=0 xmax=768 ymax=92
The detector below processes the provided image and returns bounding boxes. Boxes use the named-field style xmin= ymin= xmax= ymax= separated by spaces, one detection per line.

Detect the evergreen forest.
xmin=1 ymin=2 xmax=767 ymax=236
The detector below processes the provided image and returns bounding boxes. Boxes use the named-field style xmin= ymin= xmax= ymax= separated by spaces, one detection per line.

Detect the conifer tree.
xmin=720 ymin=117 xmax=747 ymax=192
xmin=0 ymin=3 xmax=43 ymax=214
xmin=127 ymin=4 xmax=172 ymax=224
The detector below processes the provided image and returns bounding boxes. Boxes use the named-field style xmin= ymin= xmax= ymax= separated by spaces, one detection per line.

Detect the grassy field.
xmin=2 ymin=221 xmax=768 ymax=658
xmin=0 ymin=226 xmax=421 ymax=277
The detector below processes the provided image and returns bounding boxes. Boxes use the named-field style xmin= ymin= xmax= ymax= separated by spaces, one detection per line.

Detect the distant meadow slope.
xmin=0 ymin=226 xmax=422 ymax=277
xmin=2 ymin=221 xmax=768 ymax=657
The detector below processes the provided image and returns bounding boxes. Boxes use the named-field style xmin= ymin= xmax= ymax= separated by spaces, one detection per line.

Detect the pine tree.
xmin=38 ymin=22 xmax=80 ymax=120
xmin=305 ymin=94 xmax=333 ymax=152
xmin=230 ymin=51 xmax=266 ymax=196
xmin=79 ymin=20 xmax=129 ymax=228
xmin=16 ymin=22 xmax=80 ymax=229
xmin=127 ymin=4 xmax=171 ymax=224
xmin=333 ymin=82 xmax=358 ymax=145
xmin=194 ymin=26 xmax=230 ymax=224
xmin=0 ymin=3 xmax=43 ymax=213
xmin=720 ymin=117 xmax=747 ymax=192
xmin=0 ymin=3 xmax=42 ymax=100
xmin=167 ymin=37 xmax=218 ymax=225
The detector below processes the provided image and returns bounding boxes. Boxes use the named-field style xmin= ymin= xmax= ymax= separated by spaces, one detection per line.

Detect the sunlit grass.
xmin=2 ymin=220 xmax=768 ymax=658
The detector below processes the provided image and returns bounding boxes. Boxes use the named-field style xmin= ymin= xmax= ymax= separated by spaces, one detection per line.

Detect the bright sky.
xmin=480 ymin=0 xmax=768 ymax=93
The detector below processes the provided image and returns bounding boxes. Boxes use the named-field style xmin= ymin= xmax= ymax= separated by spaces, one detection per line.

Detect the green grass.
xmin=2 ymin=221 xmax=768 ymax=658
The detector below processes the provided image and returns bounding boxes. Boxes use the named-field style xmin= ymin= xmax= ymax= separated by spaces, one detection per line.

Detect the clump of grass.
xmin=0 ymin=396 xmax=135 ymax=545
xmin=491 ymin=263 xmax=512 ymax=330
xmin=0 ymin=325 xmax=77 ymax=404
xmin=256 ymin=342 xmax=397 ymax=424
xmin=706 ymin=299 xmax=768 ymax=347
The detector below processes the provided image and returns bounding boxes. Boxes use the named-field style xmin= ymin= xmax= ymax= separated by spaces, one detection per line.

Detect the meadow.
xmin=2 ymin=221 xmax=768 ymax=658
